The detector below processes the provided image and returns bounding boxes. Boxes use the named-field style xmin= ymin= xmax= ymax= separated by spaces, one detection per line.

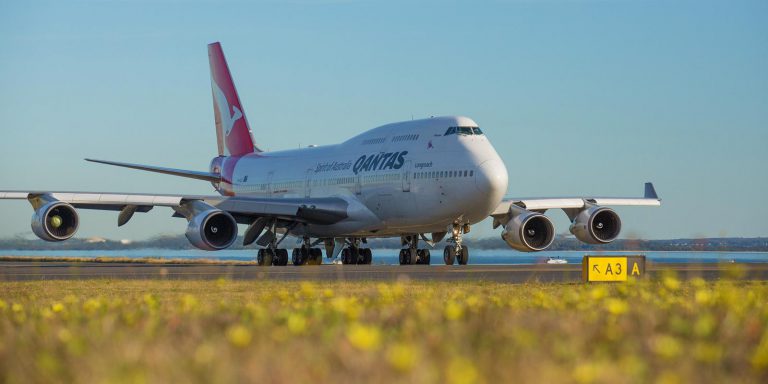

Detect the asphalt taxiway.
xmin=2 ymin=261 xmax=768 ymax=282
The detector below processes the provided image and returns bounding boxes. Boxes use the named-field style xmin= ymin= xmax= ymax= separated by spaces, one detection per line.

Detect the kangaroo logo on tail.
xmin=213 ymin=81 xmax=243 ymax=137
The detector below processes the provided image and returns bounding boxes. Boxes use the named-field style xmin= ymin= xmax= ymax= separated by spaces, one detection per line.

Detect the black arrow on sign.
xmin=592 ymin=265 xmax=600 ymax=274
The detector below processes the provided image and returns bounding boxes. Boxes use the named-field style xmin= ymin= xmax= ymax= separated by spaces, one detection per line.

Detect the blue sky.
xmin=1 ymin=0 xmax=766 ymax=241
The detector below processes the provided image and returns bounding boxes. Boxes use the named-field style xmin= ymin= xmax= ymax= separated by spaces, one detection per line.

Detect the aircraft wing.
xmin=0 ymin=191 xmax=348 ymax=226
xmin=491 ymin=182 xmax=661 ymax=217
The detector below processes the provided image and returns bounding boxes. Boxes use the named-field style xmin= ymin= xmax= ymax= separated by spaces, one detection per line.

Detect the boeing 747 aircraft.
xmin=0 ymin=42 xmax=661 ymax=266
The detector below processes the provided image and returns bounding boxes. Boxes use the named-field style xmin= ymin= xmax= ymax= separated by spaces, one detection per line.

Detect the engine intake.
xmin=501 ymin=210 xmax=555 ymax=252
xmin=185 ymin=209 xmax=238 ymax=250
xmin=31 ymin=201 xmax=79 ymax=241
xmin=569 ymin=206 xmax=621 ymax=244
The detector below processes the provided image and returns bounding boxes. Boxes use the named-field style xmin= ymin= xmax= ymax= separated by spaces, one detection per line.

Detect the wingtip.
xmin=644 ymin=182 xmax=659 ymax=200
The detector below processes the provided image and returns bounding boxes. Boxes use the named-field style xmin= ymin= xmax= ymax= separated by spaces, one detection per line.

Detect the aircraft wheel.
xmin=419 ymin=249 xmax=431 ymax=265
xmin=458 ymin=246 xmax=469 ymax=265
xmin=408 ymin=249 xmax=419 ymax=265
xmin=292 ymin=248 xmax=306 ymax=266
xmin=309 ymin=248 xmax=323 ymax=265
xmin=258 ymin=249 xmax=274 ymax=266
xmin=276 ymin=249 xmax=289 ymax=266
xmin=443 ymin=246 xmax=455 ymax=265
xmin=342 ymin=248 xmax=358 ymax=265
xmin=361 ymin=248 xmax=372 ymax=265
xmin=257 ymin=249 xmax=265 ymax=265
xmin=398 ymin=249 xmax=406 ymax=265
xmin=341 ymin=248 xmax=349 ymax=264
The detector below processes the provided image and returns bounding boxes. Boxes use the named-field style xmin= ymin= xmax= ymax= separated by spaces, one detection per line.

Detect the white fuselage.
xmin=218 ymin=116 xmax=509 ymax=238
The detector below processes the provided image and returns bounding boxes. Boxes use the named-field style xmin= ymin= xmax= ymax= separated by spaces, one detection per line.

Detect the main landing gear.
xmin=257 ymin=248 xmax=289 ymax=266
xmin=398 ymin=235 xmax=431 ymax=265
xmin=443 ymin=223 xmax=470 ymax=265
xmin=341 ymin=238 xmax=373 ymax=265
xmin=292 ymin=237 xmax=323 ymax=266
xmin=257 ymin=235 xmax=323 ymax=266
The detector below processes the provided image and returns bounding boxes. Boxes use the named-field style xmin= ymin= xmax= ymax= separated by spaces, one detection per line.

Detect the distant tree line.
xmin=1 ymin=235 xmax=766 ymax=252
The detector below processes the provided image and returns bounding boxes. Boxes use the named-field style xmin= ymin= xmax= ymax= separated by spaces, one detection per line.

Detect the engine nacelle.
xmin=569 ymin=206 xmax=621 ymax=244
xmin=501 ymin=211 xmax=555 ymax=252
xmin=31 ymin=201 xmax=79 ymax=241
xmin=185 ymin=209 xmax=238 ymax=250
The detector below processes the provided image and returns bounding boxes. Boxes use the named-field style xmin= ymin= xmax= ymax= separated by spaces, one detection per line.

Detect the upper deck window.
xmin=444 ymin=126 xmax=483 ymax=136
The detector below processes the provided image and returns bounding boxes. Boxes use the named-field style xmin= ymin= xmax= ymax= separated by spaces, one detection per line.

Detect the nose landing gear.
xmin=443 ymin=222 xmax=470 ymax=265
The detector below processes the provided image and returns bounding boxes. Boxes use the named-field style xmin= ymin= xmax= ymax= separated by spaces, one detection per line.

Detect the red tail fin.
xmin=208 ymin=42 xmax=260 ymax=156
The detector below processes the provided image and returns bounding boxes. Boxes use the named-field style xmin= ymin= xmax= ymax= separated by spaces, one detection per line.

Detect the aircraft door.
xmin=402 ymin=160 xmax=411 ymax=192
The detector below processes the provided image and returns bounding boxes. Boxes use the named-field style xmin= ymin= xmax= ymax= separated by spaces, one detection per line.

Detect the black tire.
xmin=398 ymin=249 xmax=406 ymax=265
xmin=408 ymin=249 xmax=419 ymax=265
xmin=458 ymin=246 xmax=469 ymax=265
xmin=277 ymin=249 xmax=289 ymax=266
xmin=309 ymin=248 xmax=323 ymax=265
xmin=262 ymin=249 xmax=274 ymax=266
xmin=257 ymin=249 xmax=265 ymax=265
xmin=443 ymin=246 xmax=455 ymax=265
xmin=294 ymin=247 xmax=309 ymax=266
xmin=342 ymin=248 xmax=356 ymax=265
xmin=362 ymin=248 xmax=372 ymax=265
xmin=422 ymin=249 xmax=431 ymax=265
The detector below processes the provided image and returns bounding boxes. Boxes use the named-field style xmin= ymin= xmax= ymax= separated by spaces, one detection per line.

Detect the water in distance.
xmin=2 ymin=249 xmax=767 ymax=265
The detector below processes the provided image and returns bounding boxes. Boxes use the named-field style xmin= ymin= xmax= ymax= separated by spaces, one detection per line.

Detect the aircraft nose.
xmin=475 ymin=158 xmax=508 ymax=206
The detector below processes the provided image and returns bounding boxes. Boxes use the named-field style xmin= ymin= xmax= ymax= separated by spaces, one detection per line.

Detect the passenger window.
xmin=469 ymin=171 xmax=474 ymax=177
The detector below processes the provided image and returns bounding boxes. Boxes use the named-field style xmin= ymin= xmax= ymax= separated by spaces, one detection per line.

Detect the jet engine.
xmin=569 ymin=206 xmax=621 ymax=244
xmin=185 ymin=209 xmax=238 ymax=251
xmin=31 ymin=201 xmax=79 ymax=241
xmin=501 ymin=209 xmax=555 ymax=252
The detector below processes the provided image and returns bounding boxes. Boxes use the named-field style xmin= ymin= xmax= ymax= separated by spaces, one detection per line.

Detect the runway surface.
xmin=2 ymin=261 xmax=768 ymax=282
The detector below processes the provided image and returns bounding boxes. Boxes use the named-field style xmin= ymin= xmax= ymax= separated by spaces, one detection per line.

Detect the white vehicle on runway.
xmin=0 ymin=42 xmax=661 ymax=266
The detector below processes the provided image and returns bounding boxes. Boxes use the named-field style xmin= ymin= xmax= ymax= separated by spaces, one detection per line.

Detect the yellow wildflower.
xmin=346 ymin=323 xmax=381 ymax=351
xmin=226 ymin=325 xmax=252 ymax=348
xmin=386 ymin=342 xmax=419 ymax=372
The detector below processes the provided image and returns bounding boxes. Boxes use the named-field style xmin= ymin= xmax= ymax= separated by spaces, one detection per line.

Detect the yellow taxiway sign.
xmin=582 ymin=255 xmax=645 ymax=282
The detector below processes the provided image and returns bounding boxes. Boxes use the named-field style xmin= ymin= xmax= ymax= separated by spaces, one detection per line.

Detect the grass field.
xmin=1 ymin=278 xmax=767 ymax=383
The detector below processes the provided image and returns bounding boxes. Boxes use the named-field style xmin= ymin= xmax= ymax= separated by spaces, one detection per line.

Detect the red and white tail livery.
xmin=208 ymin=42 xmax=260 ymax=156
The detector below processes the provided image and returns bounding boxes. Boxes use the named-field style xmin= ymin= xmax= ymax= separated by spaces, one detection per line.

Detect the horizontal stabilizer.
xmin=86 ymin=159 xmax=220 ymax=183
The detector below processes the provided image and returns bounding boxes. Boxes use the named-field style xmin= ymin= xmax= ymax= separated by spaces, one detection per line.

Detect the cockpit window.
xmin=444 ymin=126 xmax=483 ymax=136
